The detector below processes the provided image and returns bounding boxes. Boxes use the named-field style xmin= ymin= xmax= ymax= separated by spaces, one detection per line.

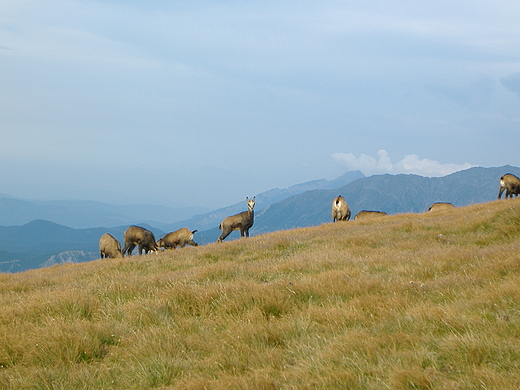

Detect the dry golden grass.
xmin=1 ymin=199 xmax=520 ymax=389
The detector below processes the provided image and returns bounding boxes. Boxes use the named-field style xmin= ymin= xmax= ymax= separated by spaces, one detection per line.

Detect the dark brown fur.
xmin=157 ymin=228 xmax=198 ymax=250
xmin=122 ymin=226 xmax=158 ymax=256
xmin=99 ymin=233 xmax=123 ymax=258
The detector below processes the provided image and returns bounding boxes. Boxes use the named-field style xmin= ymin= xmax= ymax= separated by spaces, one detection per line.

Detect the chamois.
xmin=332 ymin=195 xmax=350 ymax=222
xmin=354 ymin=210 xmax=387 ymax=220
xmin=157 ymin=228 xmax=198 ymax=250
xmin=99 ymin=233 xmax=123 ymax=258
xmin=498 ymin=173 xmax=520 ymax=199
xmin=428 ymin=202 xmax=455 ymax=212
xmin=217 ymin=197 xmax=255 ymax=243
xmin=122 ymin=226 xmax=158 ymax=256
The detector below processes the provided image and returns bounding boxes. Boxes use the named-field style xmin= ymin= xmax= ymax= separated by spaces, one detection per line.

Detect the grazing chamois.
xmin=99 ymin=233 xmax=123 ymax=258
xmin=122 ymin=226 xmax=158 ymax=256
xmin=428 ymin=202 xmax=455 ymax=212
xmin=498 ymin=173 xmax=520 ymax=199
xmin=332 ymin=195 xmax=351 ymax=222
xmin=157 ymin=228 xmax=198 ymax=250
xmin=354 ymin=210 xmax=387 ymax=220
xmin=217 ymin=197 xmax=255 ymax=243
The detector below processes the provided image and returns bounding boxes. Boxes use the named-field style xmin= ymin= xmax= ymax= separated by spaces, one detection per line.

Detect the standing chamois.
xmin=332 ymin=195 xmax=351 ymax=222
xmin=217 ymin=197 xmax=256 ymax=243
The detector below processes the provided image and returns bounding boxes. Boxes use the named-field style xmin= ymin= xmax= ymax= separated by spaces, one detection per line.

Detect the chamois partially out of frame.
xmin=498 ymin=173 xmax=520 ymax=199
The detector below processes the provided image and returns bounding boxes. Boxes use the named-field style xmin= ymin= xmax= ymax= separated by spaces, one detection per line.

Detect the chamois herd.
xmin=99 ymin=173 xmax=520 ymax=258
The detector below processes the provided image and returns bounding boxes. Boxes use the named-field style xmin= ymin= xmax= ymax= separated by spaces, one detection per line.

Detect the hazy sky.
xmin=2 ymin=1 xmax=520 ymax=209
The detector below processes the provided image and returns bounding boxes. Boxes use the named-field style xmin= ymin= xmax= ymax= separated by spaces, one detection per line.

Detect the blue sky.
xmin=1 ymin=1 xmax=520 ymax=209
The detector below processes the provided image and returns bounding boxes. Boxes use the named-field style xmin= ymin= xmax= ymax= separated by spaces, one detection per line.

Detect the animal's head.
xmin=246 ymin=197 xmax=256 ymax=211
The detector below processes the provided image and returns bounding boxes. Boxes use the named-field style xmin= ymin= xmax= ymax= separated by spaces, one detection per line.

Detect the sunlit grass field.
xmin=1 ymin=199 xmax=520 ymax=389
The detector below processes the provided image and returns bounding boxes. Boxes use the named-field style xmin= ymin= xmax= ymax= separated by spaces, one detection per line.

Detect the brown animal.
xmin=354 ymin=210 xmax=387 ymax=220
xmin=99 ymin=233 xmax=123 ymax=258
xmin=217 ymin=197 xmax=255 ymax=243
xmin=428 ymin=202 xmax=455 ymax=212
xmin=498 ymin=173 xmax=520 ymax=199
xmin=122 ymin=225 xmax=158 ymax=256
xmin=157 ymin=228 xmax=198 ymax=250
xmin=332 ymin=195 xmax=351 ymax=222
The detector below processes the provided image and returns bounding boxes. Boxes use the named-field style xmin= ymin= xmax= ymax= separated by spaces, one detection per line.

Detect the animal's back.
xmin=428 ymin=202 xmax=455 ymax=212
xmin=354 ymin=210 xmax=387 ymax=220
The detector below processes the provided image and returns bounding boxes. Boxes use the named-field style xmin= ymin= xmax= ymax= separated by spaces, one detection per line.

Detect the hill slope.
xmin=1 ymin=166 xmax=517 ymax=269
xmin=249 ymin=165 xmax=520 ymax=235
xmin=0 ymin=199 xmax=519 ymax=389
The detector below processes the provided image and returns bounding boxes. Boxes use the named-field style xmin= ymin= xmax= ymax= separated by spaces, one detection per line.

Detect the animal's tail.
xmin=218 ymin=224 xmax=222 ymax=230
xmin=192 ymin=229 xmax=198 ymax=234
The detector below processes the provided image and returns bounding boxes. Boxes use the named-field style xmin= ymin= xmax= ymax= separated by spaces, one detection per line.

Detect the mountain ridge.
xmin=245 ymin=165 xmax=520 ymax=240
xmin=0 ymin=171 xmax=365 ymax=230
xmin=1 ymin=166 xmax=519 ymax=272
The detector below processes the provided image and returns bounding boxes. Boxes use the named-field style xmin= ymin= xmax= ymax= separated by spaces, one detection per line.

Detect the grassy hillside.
xmin=1 ymin=199 xmax=520 ymax=389
xmin=252 ymin=165 xmax=520 ymax=235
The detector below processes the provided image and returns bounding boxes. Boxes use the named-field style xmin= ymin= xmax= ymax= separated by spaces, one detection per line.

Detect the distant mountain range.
xmin=0 ymin=166 xmax=518 ymax=272
xmin=252 ymin=165 xmax=518 ymax=233
xmin=0 ymin=170 xmax=364 ymax=230
xmin=0 ymin=171 xmax=364 ymax=272
xmin=0 ymin=198 xmax=204 ymax=230
xmin=166 ymin=170 xmax=365 ymax=233
xmin=196 ymin=165 xmax=520 ymax=243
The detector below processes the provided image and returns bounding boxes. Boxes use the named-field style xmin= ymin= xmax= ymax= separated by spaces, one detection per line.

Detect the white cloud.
xmin=332 ymin=150 xmax=474 ymax=177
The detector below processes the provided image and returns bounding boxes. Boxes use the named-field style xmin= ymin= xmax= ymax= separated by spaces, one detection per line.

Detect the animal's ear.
xmin=246 ymin=197 xmax=249 ymax=201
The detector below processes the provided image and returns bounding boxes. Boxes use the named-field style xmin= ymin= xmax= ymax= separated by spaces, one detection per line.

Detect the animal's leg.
xmin=126 ymin=244 xmax=136 ymax=256
xmin=218 ymin=229 xmax=231 ymax=242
